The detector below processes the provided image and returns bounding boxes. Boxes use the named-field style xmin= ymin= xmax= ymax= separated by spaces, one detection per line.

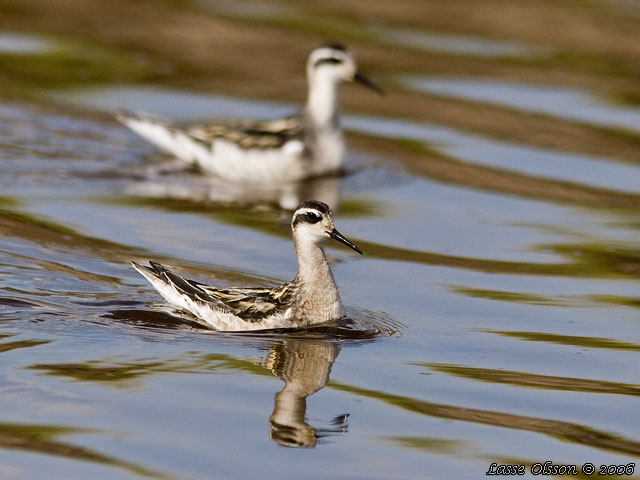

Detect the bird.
xmin=131 ymin=200 xmax=363 ymax=331
xmin=116 ymin=43 xmax=383 ymax=183
xmin=265 ymin=338 xmax=344 ymax=447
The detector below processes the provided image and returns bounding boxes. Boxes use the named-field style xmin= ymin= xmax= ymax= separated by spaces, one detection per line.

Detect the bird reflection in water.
xmin=262 ymin=338 xmax=347 ymax=447
xmin=128 ymin=162 xmax=344 ymax=210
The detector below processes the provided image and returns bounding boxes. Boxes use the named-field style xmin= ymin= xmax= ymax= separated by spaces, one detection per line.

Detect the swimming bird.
xmin=116 ymin=43 xmax=382 ymax=183
xmin=132 ymin=200 xmax=363 ymax=331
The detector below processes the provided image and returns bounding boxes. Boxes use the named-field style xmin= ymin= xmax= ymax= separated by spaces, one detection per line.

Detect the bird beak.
xmin=329 ymin=228 xmax=363 ymax=255
xmin=354 ymin=72 xmax=384 ymax=96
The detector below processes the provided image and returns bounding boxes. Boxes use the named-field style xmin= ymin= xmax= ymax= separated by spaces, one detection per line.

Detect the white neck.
xmin=294 ymin=236 xmax=335 ymax=287
xmin=305 ymin=73 xmax=341 ymax=129
xmin=293 ymin=234 xmax=344 ymax=321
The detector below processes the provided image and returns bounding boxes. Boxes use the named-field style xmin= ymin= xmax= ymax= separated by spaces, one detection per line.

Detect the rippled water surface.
xmin=404 ymin=77 xmax=640 ymax=133
xmin=1 ymin=1 xmax=640 ymax=479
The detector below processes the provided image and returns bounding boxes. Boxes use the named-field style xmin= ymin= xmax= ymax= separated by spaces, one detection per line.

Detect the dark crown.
xmin=297 ymin=200 xmax=332 ymax=216
xmin=321 ymin=42 xmax=347 ymax=52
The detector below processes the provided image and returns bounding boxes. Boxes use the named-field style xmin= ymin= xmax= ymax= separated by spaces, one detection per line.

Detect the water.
xmin=1 ymin=3 xmax=640 ymax=479
xmin=197 ymin=0 xmax=537 ymax=57
xmin=0 ymin=32 xmax=53 ymax=54
xmin=48 ymin=86 xmax=640 ymax=194
xmin=377 ymin=29 xmax=536 ymax=58
xmin=403 ymin=77 xmax=640 ymax=133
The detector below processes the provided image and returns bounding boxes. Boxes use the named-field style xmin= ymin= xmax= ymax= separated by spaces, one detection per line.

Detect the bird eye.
xmin=306 ymin=212 xmax=321 ymax=223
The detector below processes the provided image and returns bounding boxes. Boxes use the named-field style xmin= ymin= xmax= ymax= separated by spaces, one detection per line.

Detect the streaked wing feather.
xmin=200 ymin=283 xmax=296 ymax=322
xmin=141 ymin=262 xmax=296 ymax=323
xmin=162 ymin=272 xmax=234 ymax=311
xmin=187 ymin=116 xmax=303 ymax=151
xmin=143 ymin=261 xmax=233 ymax=312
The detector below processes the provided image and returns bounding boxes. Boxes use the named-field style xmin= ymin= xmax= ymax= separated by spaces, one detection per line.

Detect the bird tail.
xmin=131 ymin=260 xmax=166 ymax=284
xmin=116 ymin=111 xmax=203 ymax=165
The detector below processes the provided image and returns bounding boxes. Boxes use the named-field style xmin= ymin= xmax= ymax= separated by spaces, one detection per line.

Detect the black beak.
xmin=354 ymin=72 xmax=384 ymax=96
xmin=329 ymin=228 xmax=363 ymax=255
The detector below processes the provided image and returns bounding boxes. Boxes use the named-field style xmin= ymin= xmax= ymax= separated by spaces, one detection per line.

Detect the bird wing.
xmin=199 ymin=283 xmax=296 ymax=322
xmin=187 ymin=116 xmax=304 ymax=151
xmin=139 ymin=261 xmax=295 ymax=323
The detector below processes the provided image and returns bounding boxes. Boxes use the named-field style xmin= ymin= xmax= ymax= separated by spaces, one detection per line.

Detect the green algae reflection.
xmin=0 ymin=421 xmax=176 ymax=479
xmin=329 ymin=381 xmax=640 ymax=457
xmin=482 ymin=330 xmax=640 ymax=352
xmin=27 ymin=352 xmax=272 ymax=388
xmin=424 ymin=363 xmax=640 ymax=396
